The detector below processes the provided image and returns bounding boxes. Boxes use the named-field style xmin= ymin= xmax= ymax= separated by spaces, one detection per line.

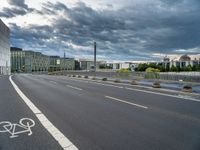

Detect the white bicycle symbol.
xmin=0 ymin=118 xmax=35 ymax=138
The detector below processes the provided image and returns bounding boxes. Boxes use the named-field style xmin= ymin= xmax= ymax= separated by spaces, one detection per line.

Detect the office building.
xmin=79 ymin=59 xmax=104 ymax=70
xmin=163 ymin=54 xmax=200 ymax=69
xmin=11 ymin=47 xmax=50 ymax=73
xmin=49 ymin=56 xmax=75 ymax=72
xmin=0 ymin=19 xmax=10 ymax=75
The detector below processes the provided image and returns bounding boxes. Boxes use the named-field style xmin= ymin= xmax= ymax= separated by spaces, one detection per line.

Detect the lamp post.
xmin=94 ymin=41 xmax=97 ymax=72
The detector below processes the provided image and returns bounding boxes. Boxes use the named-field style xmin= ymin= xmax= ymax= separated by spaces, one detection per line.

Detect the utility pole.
xmin=94 ymin=41 xmax=97 ymax=72
xmin=64 ymin=50 xmax=66 ymax=71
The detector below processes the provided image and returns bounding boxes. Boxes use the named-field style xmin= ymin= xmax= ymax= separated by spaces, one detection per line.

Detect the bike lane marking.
xmin=0 ymin=118 xmax=35 ymax=138
xmin=9 ymin=75 xmax=78 ymax=150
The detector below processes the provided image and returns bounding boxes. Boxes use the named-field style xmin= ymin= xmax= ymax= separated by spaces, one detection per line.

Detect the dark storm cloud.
xmin=0 ymin=0 xmax=34 ymax=18
xmin=0 ymin=7 xmax=27 ymax=18
xmin=7 ymin=0 xmax=28 ymax=9
xmin=9 ymin=0 xmax=200 ymax=60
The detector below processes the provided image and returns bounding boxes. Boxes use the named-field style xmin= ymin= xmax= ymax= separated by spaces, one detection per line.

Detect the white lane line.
xmin=49 ymin=81 xmax=57 ymax=84
xmin=105 ymin=96 xmax=148 ymax=109
xmin=66 ymin=85 xmax=82 ymax=91
xmin=9 ymin=76 xmax=78 ymax=150
xmin=66 ymin=78 xmax=124 ymax=89
xmin=125 ymin=87 xmax=200 ymax=102
xmin=66 ymin=78 xmax=200 ymax=102
xmin=53 ymin=76 xmax=200 ymax=102
xmin=91 ymin=82 xmax=123 ymax=89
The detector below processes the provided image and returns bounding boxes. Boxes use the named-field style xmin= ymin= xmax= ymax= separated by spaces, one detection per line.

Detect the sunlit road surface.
xmin=0 ymin=74 xmax=200 ymax=150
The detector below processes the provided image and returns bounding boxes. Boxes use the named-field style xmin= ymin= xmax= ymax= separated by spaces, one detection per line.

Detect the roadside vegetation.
xmin=116 ymin=68 xmax=131 ymax=73
xmin=135 ymin=63 xmax=200 ymax=72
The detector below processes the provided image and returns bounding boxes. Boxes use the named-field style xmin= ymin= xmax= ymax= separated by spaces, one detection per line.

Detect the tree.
xmin=186 ymin=65 xmax=192 ymax=71
xmin=170 ymin=65 xmax=178 ymax=72
xmin=136 ymin=63 xmax=149 ymax=71
xmin=99 ymin=64 xmax=106 ymax=69
xmin=192 ymin=64 xmax=198 ymax=71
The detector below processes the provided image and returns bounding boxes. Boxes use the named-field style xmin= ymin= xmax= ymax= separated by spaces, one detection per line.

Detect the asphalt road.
xmin=1 ymin=74 xmax=200 ymax=150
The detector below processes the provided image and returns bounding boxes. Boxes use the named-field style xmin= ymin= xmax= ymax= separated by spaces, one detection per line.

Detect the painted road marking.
xmin=63 ymin=78 xmax=124 ymax=89
xmin=9 ymin=76 xmax=78 ymax=150
xmin=64 ymin=78 xmax=200 ymax=102
xmin=105 ymin=96 xmax=148 ymax=109
xmin=125 ymin=87 xmax=200 ymax=102
xmin=0 ymin=118 xmax=35 ymax=138
xmin=49 ymin=81 xmax=57 ymax=84
xmin=91 ymin=82 xmax=123 ymax=88
xmin=66 ymin=85 xmax=82 ymax=91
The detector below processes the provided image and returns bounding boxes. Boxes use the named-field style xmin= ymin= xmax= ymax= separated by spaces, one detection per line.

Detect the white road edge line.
xmin=9 ymin=75 xmax=78 ymax=150
xmin=105 ymin=96 xmax=148 ymax=109
xmin=66 ymin=85 xmax=82 ymax=91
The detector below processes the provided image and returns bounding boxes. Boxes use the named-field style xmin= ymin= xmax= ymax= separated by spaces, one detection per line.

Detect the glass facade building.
xmin=49 ymin=56 xmax=75 ymax=72
xmin=11 ymin=47 xmax=75 ymax=73
xmin=11 ymin=47 xmax=50 ymax=73
xmin=0 ymin=19 xmax=10 ymax=75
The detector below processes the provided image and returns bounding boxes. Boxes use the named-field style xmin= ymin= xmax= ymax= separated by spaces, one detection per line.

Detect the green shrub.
xmin=117 ymin=68 xmax=131 ymax=73
xmin=145 ymin=67 xmax=160 ymax=72
xmin=145 ymin=67 xmax=160 ymax=79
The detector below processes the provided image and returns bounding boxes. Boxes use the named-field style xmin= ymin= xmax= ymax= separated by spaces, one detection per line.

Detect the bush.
xmin=84 ymin=76 xmax=88 ymax=78
xmin=78 ymin=75 xmax=82 ymax=78
xmin=72 ymin=75 xmax=76 ymax=77
xmin=145 ymin=72 xmax=160 ymax=79
xmin=117 ymin=68 xmax=131 ymax=73
xmin=145 ymin=67 xmax=160 ymax=72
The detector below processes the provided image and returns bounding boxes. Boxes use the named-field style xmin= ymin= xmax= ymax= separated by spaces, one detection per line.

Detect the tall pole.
xmin=94 ymin=41 xmax=97 ymax=72
xmin=64 ymin=50 xmax=66 ymax=71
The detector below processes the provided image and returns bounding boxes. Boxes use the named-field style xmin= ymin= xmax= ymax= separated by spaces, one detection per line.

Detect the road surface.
xmin=0 ymin=74 xmax=200 ymax=150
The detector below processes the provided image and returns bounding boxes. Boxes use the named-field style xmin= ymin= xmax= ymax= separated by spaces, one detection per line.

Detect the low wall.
xmin=49 ymin=71 xmax=200 ymax=82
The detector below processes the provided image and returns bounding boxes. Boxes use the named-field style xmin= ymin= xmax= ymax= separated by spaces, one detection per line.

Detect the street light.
xmin=94 ymin=41 xmax=97 ymax=72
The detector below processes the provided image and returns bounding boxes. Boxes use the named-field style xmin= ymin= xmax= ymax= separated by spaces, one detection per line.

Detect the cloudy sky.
xmin=0 ymin=0 xmax=200 ymax=61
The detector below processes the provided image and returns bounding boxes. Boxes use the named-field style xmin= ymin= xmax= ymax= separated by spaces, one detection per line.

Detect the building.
xmin=60 ymin=58 xmax=75 ymax=70
xmin=0 ymin=19 xmax=10 ymax=75
xmin=49 ymin=56 xmax=75 ymax=72
xmin=11 ymin=47 xmax=50 ymax=73
xmin=11 ymin=47 xmax=76 ymax=73
xmin=106 ymin=61 xmax=139 ymax=71
xmin=79 ymin=59 xmax=104 ymax=70
xmin=163 ymin=54 xmax=200 ymax=69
